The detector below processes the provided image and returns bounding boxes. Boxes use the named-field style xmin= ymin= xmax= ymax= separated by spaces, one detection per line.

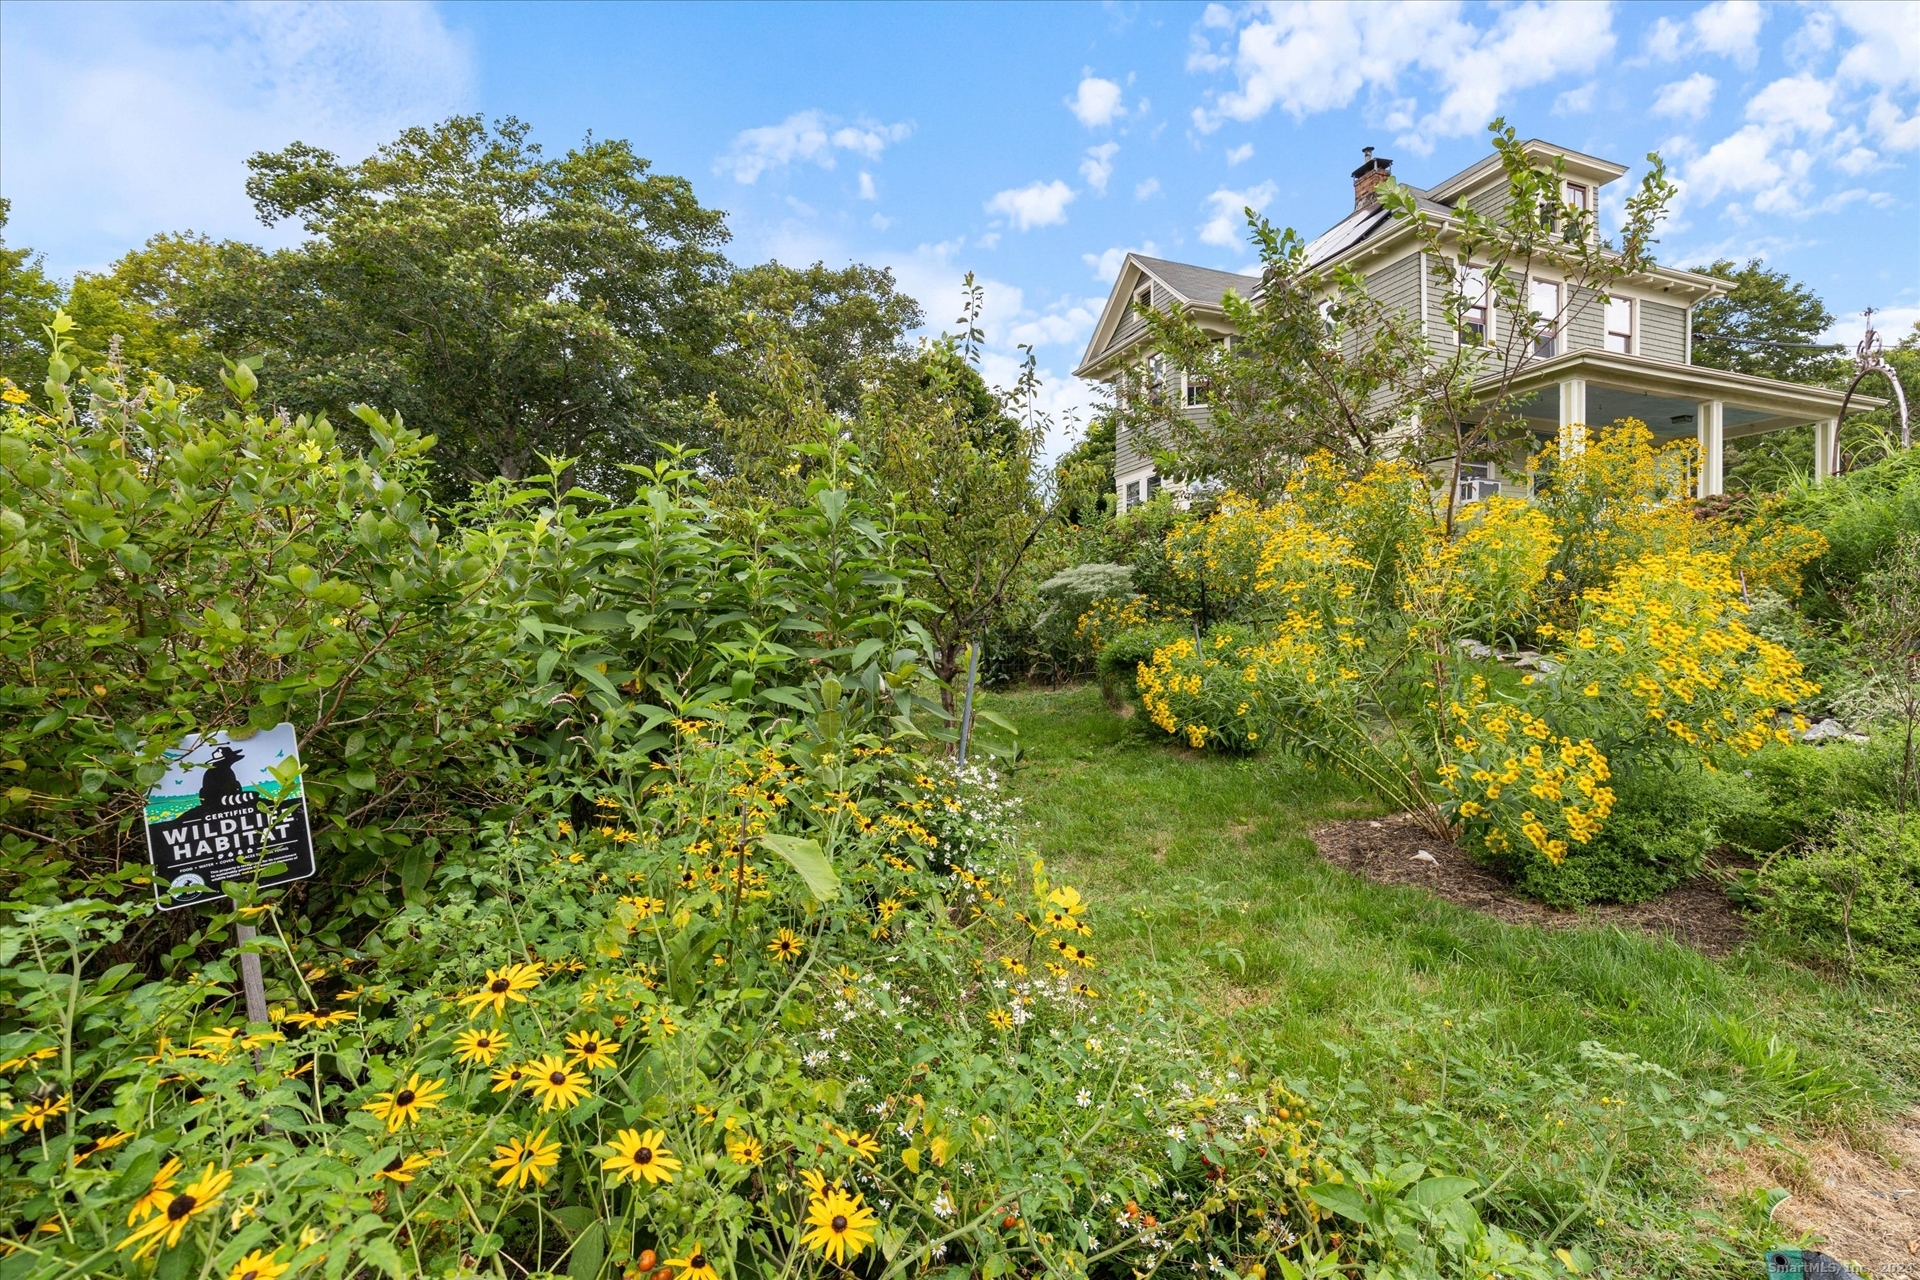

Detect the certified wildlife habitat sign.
xmin=143 ymin=722 xmax=315 ymax=911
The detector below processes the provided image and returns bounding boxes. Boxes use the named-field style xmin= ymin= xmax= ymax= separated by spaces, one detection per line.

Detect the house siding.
xmin=1565 ymin=286 xmax=1604 ymax=353
xmin=1640 ymin=300 xmax=1687 ymax=362
xmin=1367 ymin=251 xmax=1423 ymax=321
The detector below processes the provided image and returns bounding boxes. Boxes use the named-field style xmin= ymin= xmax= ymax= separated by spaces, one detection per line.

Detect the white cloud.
xmin=1068 ymin=76 xmax=1126 ymax=127
xmin=1690 ymin=1 xmax=1766 ymax=66
xmin=870 ymin=212 xmax=893 ymax=231
xmin=1083 ymin=243 xmax=1159 ymax=283
xmin=1746 ymin=75 xmax=1835 ymax=137
xmin=1199 ymin=182 xmax=1277 ymax=248
xmin=985 ymin=179 xmax=1076 ymax=231
xmin=857 ymin=171 xmax=878 ymax=200
xmin=1825 ymin=304 xmax=1920 ymax=352
xmin=1225 ymin=142 xmax=1255 ymax=165
xmin=1833 ymin=1 xmax=1920 ymax=90
xmin=1080 ymin=142 xmax=1120 ymax=194
xmin=1007 ymin=300 xmax=1101 ymax=350
xmin=1553 ymin=83 xmax=1596 ymax=115
xmin=1190 ymin=2 xmax=1612 ymax=153
xmin=1866 ymin=96 xmax=1920 ymax=152
xmin=1647 ymin=1 xmax=1766 ymax=66
xmin=0 ymin=0 xmax=474 ymax=275
xmin=1652 ymin=72 xmax=1717 ymax=120
xmin=1134 ymin=177 xmax=1162 ymax=200
xmin=717 ymin=110 xmax=911 ymax=183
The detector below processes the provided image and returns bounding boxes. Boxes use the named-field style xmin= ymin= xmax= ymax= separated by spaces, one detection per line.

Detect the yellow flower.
xmin=665 ymin=1244 xmax=720 ymax=1280
xmin=72 ymin=1130 xmax=134 ymax=1164
xmin=490 ymin=1062 xmax=529 ymax=1093
xmin=490 ymin=1128 xmax=561 ymax=1189
xmin=117 ymin=1164 xmax=232 ymax=1256
xmin=726 ymin=1134 xmax=765 ymax=1166
xmin=525 ymin=1054 xmax=590 ymax=1112
xmin=375 ymin=1152 xmax=432 ymax=1184
xmin=833 ymin=1127 xmax=881 ymax=1161
xmin=768 ymin=929 xmax=804 ymax=962
xmin=226 ymin=1249 xmax=289 ymax=1280
xmin=10 ymin=1094 xmax=69 ymax=1132
xmin=986 ymin=1009 xmax=1014 ymax=1031
xmin=362 ymin=1074 xmax=447 ymax=1131
xmin=564 ymin=1029 xmax=622 ymax=1071
xmin=457 ymin=963 xmax=542 ymax=1018
xmin=801 ymin=1181 xmax=879 ymax=1265
xmin=603 ymin=1128 xmax=682 ymax=1186
xmin=128 ymin=1157 xmax=183 ymax=1224
xmin=453 ymin=1028 xmax=507 ymax=1066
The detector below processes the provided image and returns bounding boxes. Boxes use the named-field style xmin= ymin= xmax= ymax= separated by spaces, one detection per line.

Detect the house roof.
xmin=1076 ymin=139 xmax=1724 ymax=379
xmin=1072 ymin=253 xmax=1254 ymax=378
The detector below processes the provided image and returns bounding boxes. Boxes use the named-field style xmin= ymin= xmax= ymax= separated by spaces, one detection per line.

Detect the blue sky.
xmin=3 ymin=0 xmax=1916 ymax=447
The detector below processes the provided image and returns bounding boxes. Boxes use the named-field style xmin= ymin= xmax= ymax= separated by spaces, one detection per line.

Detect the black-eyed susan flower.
xmin=127 ymin=1157 xmax=183 ymax=1224
xmin=457 ymin=963 xmax=542 ymax=1018
xmin=986 ymin=1009 xmax=1014 ymax=1031
xmin=490 ymin=1062 xmax=529 ymax=1093
xmin=800 ymin=1181 xmax=878 ymax=1265
xmin=10 ymin=1094 xmax=68 ymax=1133
xmin=603 ymin=1128 xmax=681 ymax=1186
xmin=453 ymin=1028 xmax=507 ymax=1067
xmin=725 ymin=1134 xmax=765 ymax=1166
xmin=71 ymin=1129 xmax=133 ymax=1164
xmin=564 ymin=1028 xmax=621 ymax=1071
xmin=490 ymin=1128 xmax=560 ymax=1189
xmin=117 ymin=1163 xmax=232 ymax=1256
xmin=362 ymin=1074 xmax=447 ymax=1131
xmin=767 ymin=929 xmax=804 ymax=962
xmin=832 ymin=1127 xmax=881 ymax=1161
xmin=524 ymin=1054 xmax=590 ymax=1112
xmin=374 ymin=1152 xmax=431 ymax=1184
xmin=665 ymin=1244 xmax=720 ymax=1280
xmin=226 ymin=1249 xmax=289 ymax=1280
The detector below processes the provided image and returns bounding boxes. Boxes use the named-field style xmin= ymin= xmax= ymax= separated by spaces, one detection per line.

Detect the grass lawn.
xmin=987 ymin=682 xmax=1920 ymax=1272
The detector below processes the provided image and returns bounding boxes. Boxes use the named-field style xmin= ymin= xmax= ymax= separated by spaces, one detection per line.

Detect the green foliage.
xmin=1690 ymin=258 xmax=1845 ymax=386
xmin=0 ymin=200 xmax=60 ymax=396
xmin=0 ymin=316 xmax=518 ymax=926
xmin=1757 ymin=809 xmax=1920 ymax=983
xmin=1505 ymin=764 xmax=1754 ymax=908
xmin=1093 ymin=622 xmax=1189 ymax=708
xmin=1032 ymin=563 xmax=1132 ymax=658
xmin=721 ymin=260 xmax=923 ymax=416
xmin=1762 ymin=449 xmax=1920 ymax=618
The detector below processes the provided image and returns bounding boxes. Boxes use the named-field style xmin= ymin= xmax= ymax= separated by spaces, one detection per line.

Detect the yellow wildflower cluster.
xmin=1561 ymin=548 xmax=1816 ymax=754
xmin=1440 ymin=679 xmax=1615 ymax=865
xmin=1074 ymin=593 xmax=1186 ymax=653
xmin=1408 ymin=495 xmax=1560 ymax=641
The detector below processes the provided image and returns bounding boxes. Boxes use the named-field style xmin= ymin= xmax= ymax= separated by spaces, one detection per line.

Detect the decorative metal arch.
xmin=1835 ymin=309 xmax=1910 ymax=473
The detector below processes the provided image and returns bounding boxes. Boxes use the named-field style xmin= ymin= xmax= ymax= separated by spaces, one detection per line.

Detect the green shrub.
xmin=1093 ymin=620 xmax=1189 ymax=708
xmin=1757 ymin=809 xmax=1920 ymax=983
xmin=1504 ymin=764 xmax=1759 ymax=907
xmin=1767 ymin=449 xmax=1920 ymax=619
xmin=1717 ymin=739 xmax=1898 ymax=854
xmin=1032 ymin=562 xmax=1132 ymax=664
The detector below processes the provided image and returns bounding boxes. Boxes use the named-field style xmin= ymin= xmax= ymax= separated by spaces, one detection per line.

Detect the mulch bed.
xmin=1312 ymin=812 xmax=1749 ymax=956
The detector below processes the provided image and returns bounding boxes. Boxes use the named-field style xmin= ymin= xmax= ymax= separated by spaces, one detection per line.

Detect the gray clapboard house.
xmin=1074 ymin=140 xmax=1873 ymax=512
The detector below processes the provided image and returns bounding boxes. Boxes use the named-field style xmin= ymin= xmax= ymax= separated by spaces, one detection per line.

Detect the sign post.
xmin=143 ymin=723 xmax=315 ymax=1033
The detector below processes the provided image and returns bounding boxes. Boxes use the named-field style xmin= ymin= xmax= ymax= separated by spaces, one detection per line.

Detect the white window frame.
xmin=1457 ymin=264 xmax=1490 ymax=345
xmin=1529 ymin=278 xmax=1562 ymax=358
xmin=1604 ymin=295 xmax=1634 ymax=355
xmin=1124 ymin=479 xmax=1141 ymax=510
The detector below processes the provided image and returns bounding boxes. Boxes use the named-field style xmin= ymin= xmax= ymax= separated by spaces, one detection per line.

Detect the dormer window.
xmin=1564 ymin=182 xmax=1588 ymax=211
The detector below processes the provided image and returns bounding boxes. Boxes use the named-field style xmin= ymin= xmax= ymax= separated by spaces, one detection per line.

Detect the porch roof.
xmin=1483 ymin=349 xmax=1884 ymax=439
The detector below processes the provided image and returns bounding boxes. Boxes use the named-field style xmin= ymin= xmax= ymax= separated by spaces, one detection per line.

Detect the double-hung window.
xmin=1604 ymin=296 xmax=1634 ymax=354
xmin=1529 ymin=279 xmax=1561 ymax=358
xmin=1124 ymin=480 xmax=1141 ymax=510
xmin=1458 ymin=266 xmax=1489 ymax=344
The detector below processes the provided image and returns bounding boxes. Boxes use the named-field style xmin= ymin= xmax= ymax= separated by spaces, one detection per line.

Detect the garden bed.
xmin=1312 ymin=811 xmax=1750 ymax=956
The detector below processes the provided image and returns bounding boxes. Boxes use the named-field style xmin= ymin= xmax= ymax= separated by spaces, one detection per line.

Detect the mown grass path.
xmin=991 ymin=683 xmax=1918 ymax=1129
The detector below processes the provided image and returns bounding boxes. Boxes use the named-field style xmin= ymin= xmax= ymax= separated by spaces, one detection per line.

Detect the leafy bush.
xmin=1031 ymin=562 xmax=1132 ymax=663
xmin=0 ymin=717 xmax=1608 ymax=1278
xmin=1757 ymin=809 xmax=1920 ymax=983
xmin=1090 ymin=619 xmax=1188 ymax=711
xmin=1765 ymin=448 xmax=1920 ymax=619
xmin=1505 ymin=764 xmax=1757 ymax=907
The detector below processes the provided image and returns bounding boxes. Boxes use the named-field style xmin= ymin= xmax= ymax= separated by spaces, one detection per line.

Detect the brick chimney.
xmin=1351 ymin=146 xmax=1393 ymax=210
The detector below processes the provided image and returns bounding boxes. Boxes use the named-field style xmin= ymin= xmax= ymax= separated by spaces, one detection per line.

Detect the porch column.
xmin=1558 ymin=378 xmax=1587 ymax=458
xmin=1813 ymin=417 xmax=1839 ymax=484
xmin=1695 ymin=400 xmax=1724 ymax=497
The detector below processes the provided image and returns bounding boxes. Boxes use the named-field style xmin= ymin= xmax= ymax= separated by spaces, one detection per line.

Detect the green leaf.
xmin=1406 ymin=1176 xmax=1476 ymax=1208
xmin=972 ymin=708 xmax=1019 ymax=735
xmin=567 ymin=1223 xmax=606 ymax=1279
xmin=759 ymin=833 xmax=839 ymax=902
xmin=1304 ymin=1182 xmax=1371 ymax=1223
xmin=550 ymin=1205 xmax=596 ymax=1236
